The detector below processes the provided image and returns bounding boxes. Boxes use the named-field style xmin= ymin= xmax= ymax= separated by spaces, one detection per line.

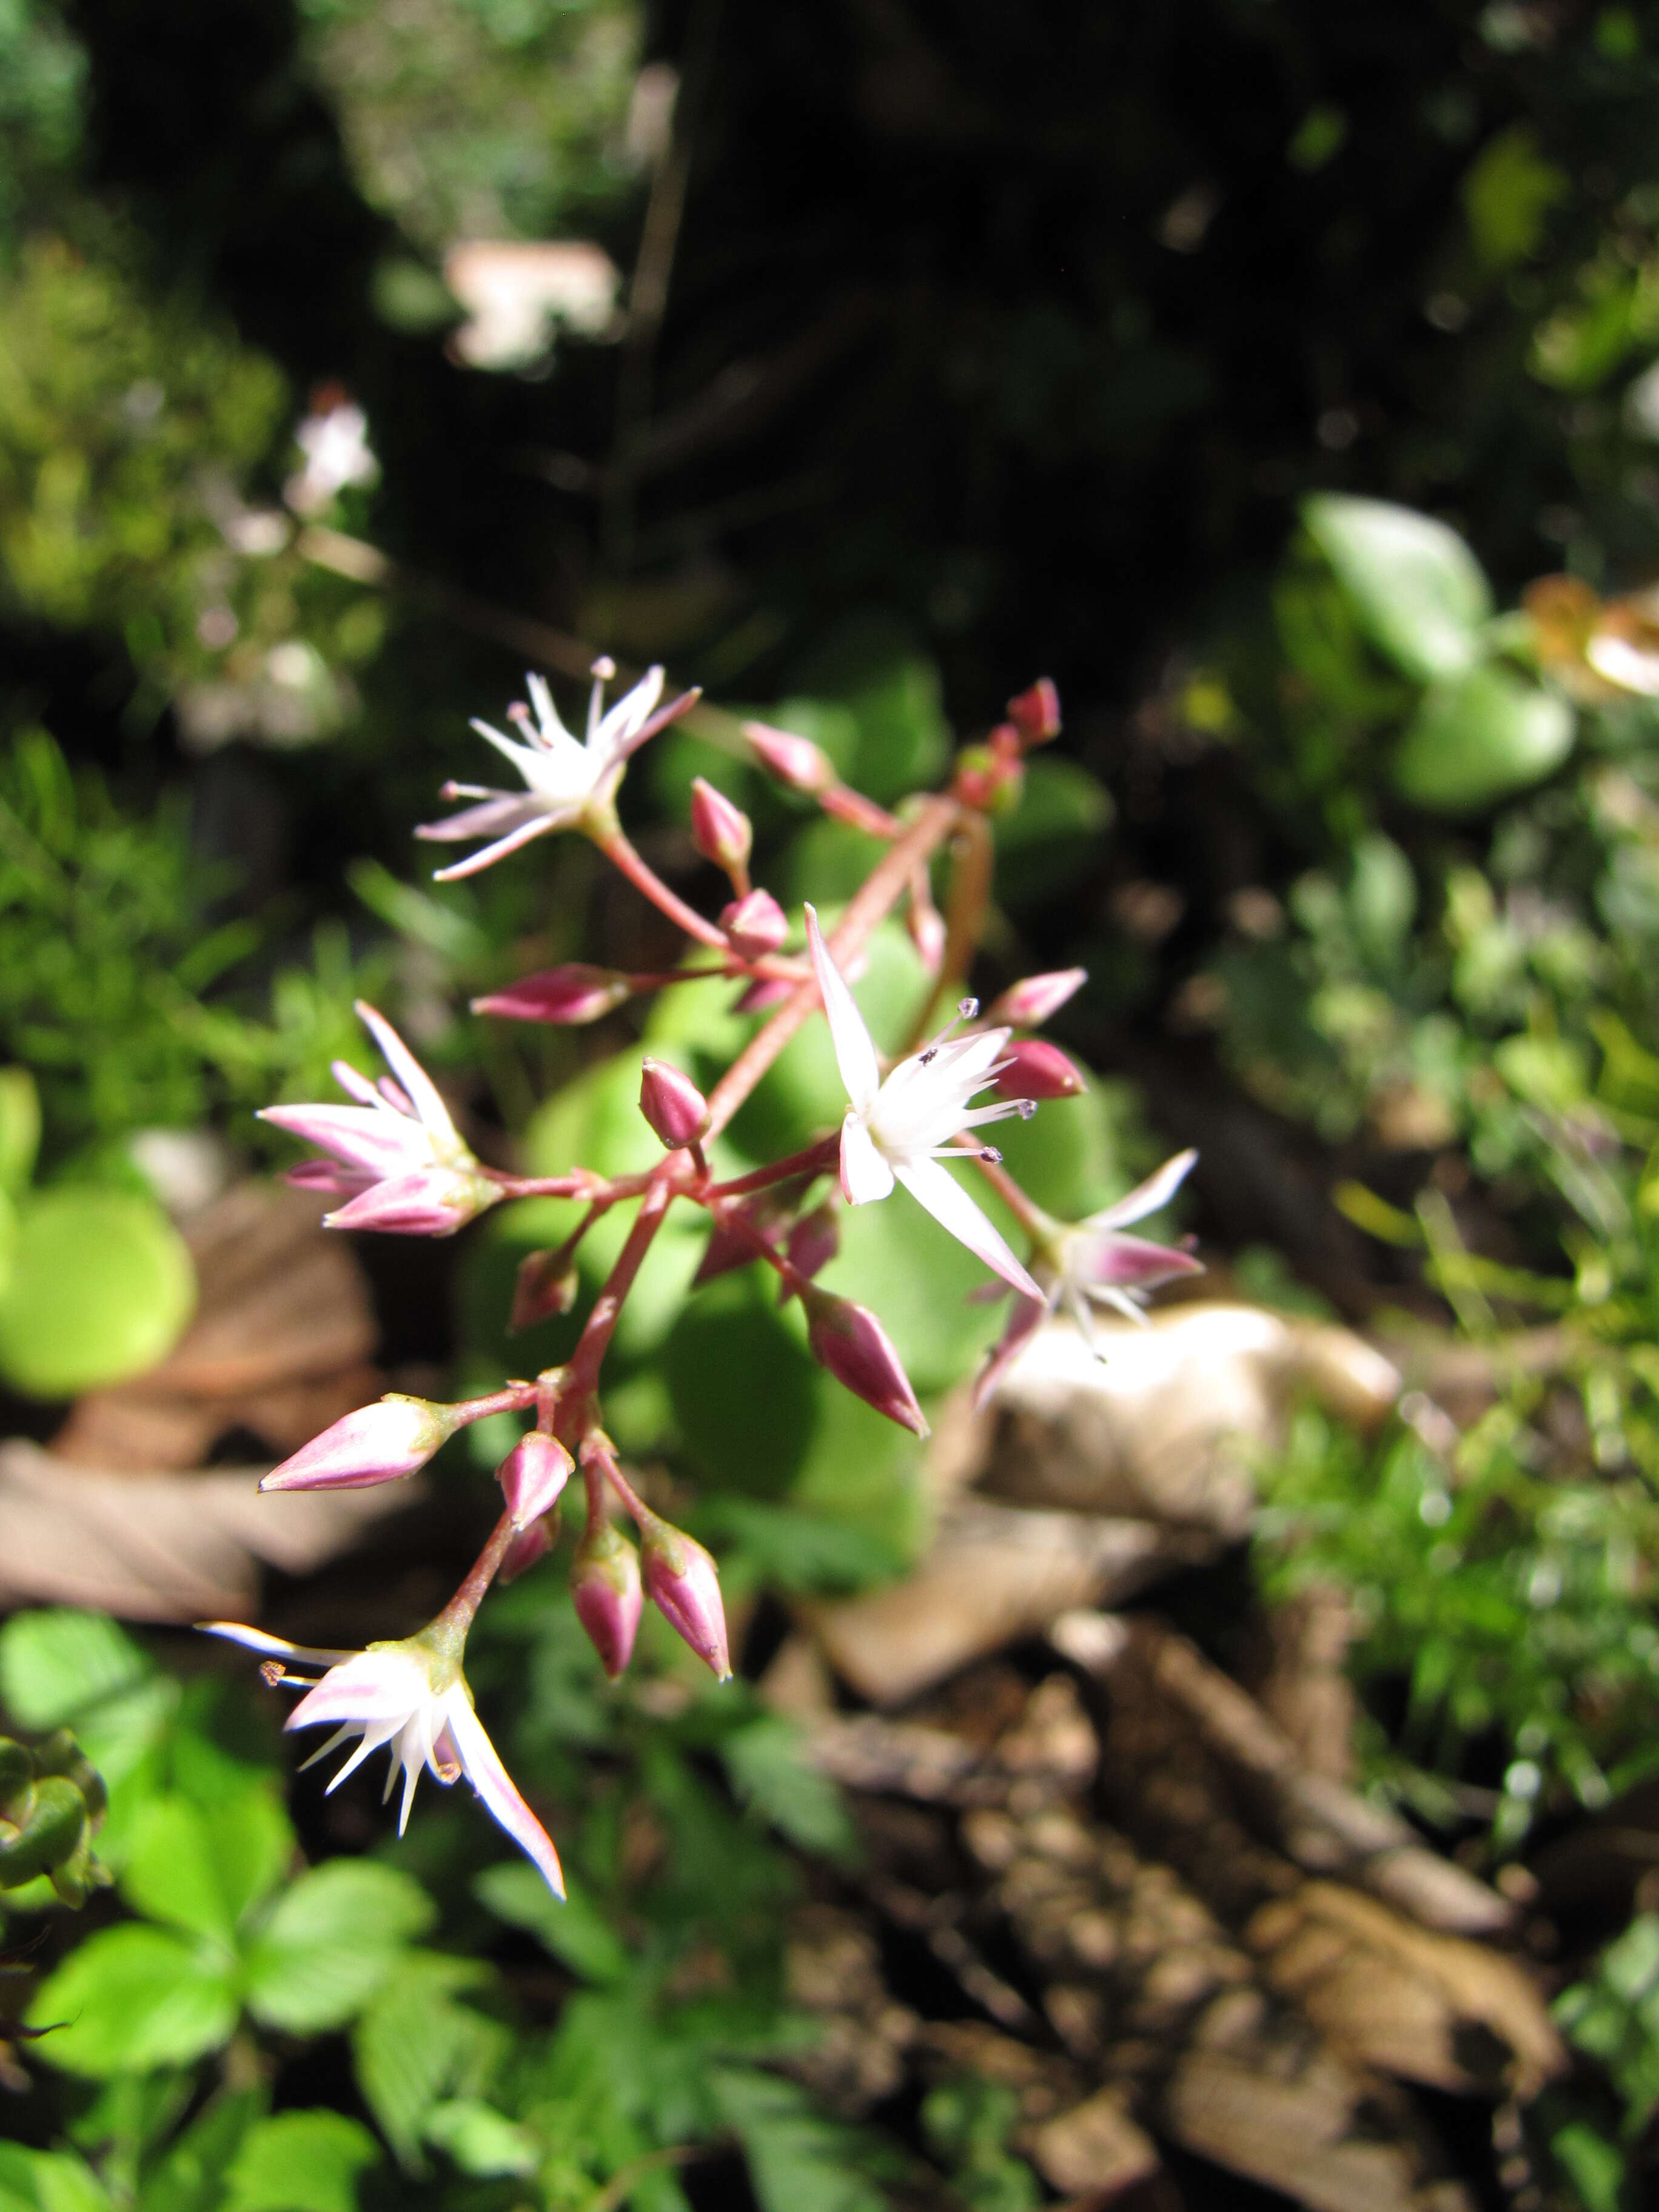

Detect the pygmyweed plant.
xmin=209 ymin=663 xmax=1195 ymax=1892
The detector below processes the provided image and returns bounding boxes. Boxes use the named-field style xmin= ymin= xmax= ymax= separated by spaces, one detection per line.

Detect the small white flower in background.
xmin=284 ymin=389 xmax=378 ymax=516
xmin=974 ymin=1149 xmax=1203 ymax=1404
xmin=416 ymin=660 xmax=694 ymax=879
xmin=201 ymin=1623 xmax=563 ymax=1896
xmin=805 ymin=905 xmax=1041 ymax=1298
xmin=260 ymin=999 xmax=499 ymax=1235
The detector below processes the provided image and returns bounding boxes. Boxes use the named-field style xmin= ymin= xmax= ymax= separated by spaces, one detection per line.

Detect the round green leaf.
xmin=1304 ymin=494 xmax=1492 ymax=683
xmin=1391 ymin=663 xmax=1575 ymax=815
xmin=0 ymin=1188 xmax=195 ymax=1398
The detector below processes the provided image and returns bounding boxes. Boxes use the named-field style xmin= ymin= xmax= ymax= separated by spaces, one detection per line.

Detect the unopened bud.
xmin=1007 ymin=678 xmax=1061 ymax=745
xmin=987 ymin=968 xmax=1087 ymax=1028
xmin=324 ymin=1166 xmax=500 ymax=1238
xmin=689 ymin=777 xmax=752 ymax=882
xmin=744 ymin=720 xmax=834 ymax=794
xmin=639 ymin=1057 xmax=709 ymax=1150
xmin=260 ymin=1394 xmax=463 ymax=1492
xmin=571 ymin=1517 xmax=644 ymax=1678
xmin=500 ymin=1512 xmax=558 ymax=1583
xmin=803 ymin=1285 xmax=928 ymax=1437
xmin=511 ymin=1244 xmax=580 ymax=1330
xmin=994 ymin=1038 xmax=1085 ymax=1101
xmin=953 ymin=743 xmax=1024 ymax=816
xmin=734 ymin=974 xmax=794 ymax=1014
xmin=784 ymin=1203 xmax=839 ymax=1283
xmin=720 ymin=888 xmax=788 ymax=957
xmin=473 ymin=965 xmax=632 ymax=1025
xmin=497 ymin=1430 xmax=573 ymax=1527
xmin=638 ymin=1513 xmax=731 ymax=1680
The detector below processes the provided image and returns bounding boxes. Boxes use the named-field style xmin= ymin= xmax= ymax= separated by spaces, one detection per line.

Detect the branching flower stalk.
xmin=209 ymin=659 xmax=1198 ymax=1892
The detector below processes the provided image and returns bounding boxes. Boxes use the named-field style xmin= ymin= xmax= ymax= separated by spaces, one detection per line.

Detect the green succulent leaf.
xmin=1304 ymin=494 xmax=1493 ymax=684
xmin=1391 ymin=662 xmax=1574 ymax=814
xmin=0 ymin=1187 xmax=195 ymax=1398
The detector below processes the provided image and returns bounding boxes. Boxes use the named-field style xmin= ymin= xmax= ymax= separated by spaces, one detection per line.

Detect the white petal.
xmin=354 ymin=1003 xmax=456 ymax=1144
xmin=469 ymin=717 xmax=553 ymax=785
xmin=431 ymin=810 xmax=563 ymax=881
xmin=414 ymin=794 xmax=543 ymax=844
xmin=840 ymin=1113 xmax=896 ymax=1204
xmin=198 ymin=1621 xmax=359 ymax=1665
xmin=594 ymin=665 xmax=665 ymax=763
xmin=1084 ymin=1148 xmax=1198 ymax=1232
xmin=805 ymin=905 xmax=880 ymax=1114
xmin=446 ymin=1694 xmax=565 ymax=1897
xmin=893 ymin=1159 xmax=1042 ymax=1299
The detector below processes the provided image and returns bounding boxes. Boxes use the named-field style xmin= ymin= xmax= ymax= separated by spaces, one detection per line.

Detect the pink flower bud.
xmin=500 ymin=1513 xmax=558 ymax=1583
xmin=987 ymin=968 xmax=1087 ymax=1028
xmin=1007 ymin=677 xmax=1061 ymax=745
xmin=260 ymin=1393 xmax=463 ymax=1492
xmin=472 ymin=965 xmax=632 ymax=1025
xmin=638 ymin=1514 xmax=731 ymax=1680
xmin=743 ymin=720 xmax=834 ymax=794
xmin=784 ymin=1202 xmax=839 ymax=1282
xmin=993 ymin=1038 xmax=1085 ymax=1101
xmin=908 ymin=899 xmax=947 ymax=975
xmin=734 ymin=974 xmax=794 ymax=1014
xmin=571 ymin=1517 xmax=643 ymax=1678
xmin=720 ymin=888 xmax=788 ymax=957
xmin=953 ymin=743 xmax=1024 ymax=815
xmin=802 ymin=1286 xmax=929 ymax=1437
xmin=511 ymin=1244 xmax=580 ymax=1330
xmin=497 ymin=1430 xmax=574 ymax=1527
xmin=689 ymin=777 xmax=753 ymax=880
xmin=638 ymin=1057 xmax=709 ymax=1150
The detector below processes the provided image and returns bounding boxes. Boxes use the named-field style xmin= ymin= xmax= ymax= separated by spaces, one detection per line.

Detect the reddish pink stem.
xmin=561 ymin=1174 xmax=674 ymax=1407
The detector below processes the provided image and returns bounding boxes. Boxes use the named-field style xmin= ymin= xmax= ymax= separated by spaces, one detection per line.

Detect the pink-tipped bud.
xmin=571 ymin=1517 xmax=644 ymax=1678
xmin=720 ymin=888 xmax=788 ymax=957
xmin=472 ymin=965 xmax=632 ymax=1025
xmin=500 ymin=1512 xmax=558 ymax=1583
xmin=694 ymin=1190 xmax=789 ymax=1285
xmin=994 ymin=1038 xmax=1085 ymax=1101
xmin=987 ymin=967 xmax=1087 ymax=1028
xmin=952 ymin=742 xmax=1024 ymax=816
xmin=260 ymin=1393 xmax=462 ymax=1492
xmin=689 ymin=777 xmax=752 ymax=882
xmin=638 ymin=1057 xmax=709 ymax=1150
xmin=497 ymin=1430 xmax=574 ymax=1527
xmin=1007 ymin=677 xmax=1061 ymax=746
xmin=908 ymin=899 xmax=947 ymax=976
xmin=511 ymin=1244 xmax=580 ymax=1330
xmin=734 ymin=974 xmax=794 ymax=1014
xmin=784 ymin=1203 xmax=839 ymax=1283
xmin=802 ymin=1286 xmax=929 ymax=1438
xmin=743 ymin=720 xmax=835 ymax=794
xmin=638 ymin=1514 xmax=731 ymax=1680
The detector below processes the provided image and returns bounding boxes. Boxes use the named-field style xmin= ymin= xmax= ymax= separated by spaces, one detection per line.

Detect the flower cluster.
xmin=215 ymin=658 xmax=1198 ymax=1893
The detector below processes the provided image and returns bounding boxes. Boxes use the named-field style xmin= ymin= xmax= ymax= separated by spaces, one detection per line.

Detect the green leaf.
xmin=242 ymin=1859 xmax=434 ymax=2034
xmin=136 ymin=2088 xmax=266 ymax=2212
xmin=1547 ymin=2121 xmax=1625 ymax=2212
xmin=1303 ymin=494 xmax=1492 ymax=683
xmin=28 ymin=1924 xmax=238 ymax=2076
xmin=0 ymin=1068 xmax=41 ymax=1196
xmin=352 ymin=1953 xmax=502 ymax=2169
xmin=1391 ymin=663 xmax=1574 ymax=814
xmin=712 ymin=2069 xmax=891 ymax=2212
xmin=423 ymin=2100 xmax=539 ymax=2179
xmin=0 ymin=2146 xmax=111 ymax=2212
xmin=121 ymin=1788 xmax=290 ymax=1947
xmin=1463 ymin=124 xmax=1568 ymax=270
xmin=224 ymin=2113 xmax=380 ymax=2212
xmin=0 ymin=1610 xmax=150 ymax=1731
xmin=0 ymin=1188 xmax=195 ymax=1398
xmin=719 ymin=1717 xmax=856 ymax=1859
xmin=474 ymin=1860 xmax=630 ymax=1986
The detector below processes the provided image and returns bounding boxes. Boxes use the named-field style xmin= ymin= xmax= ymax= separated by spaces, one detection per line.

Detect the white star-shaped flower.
xmin=203 ymin=1623 xmax=563 ymax=1895
xmin=416 ymin=660 xmax=692 ymax=880
xmin=805 ymin=905 xmax=1041 ymax=1299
